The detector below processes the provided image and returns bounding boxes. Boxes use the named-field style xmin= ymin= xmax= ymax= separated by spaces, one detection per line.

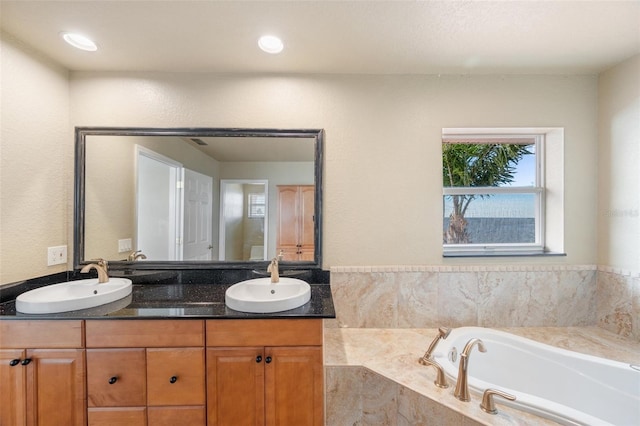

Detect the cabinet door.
xmin=265 ymin=346 xmax=323 ymax=426
xmin=207 ymin=347 xmax=265 ymax=426
xmin=0 ymin=349 xmax=27 ymax=426
xmin=299 ymin=185 xmax=315 ymax=254
xmin=147 ymin=347 xmax=205 ymax=406
xmin=26 ymin=349 xmax=86 ymax=426
xmin=276 ymin=186 xmax=300 ymax=251
xmin=87 ymin=348 xmax=146 ymax=407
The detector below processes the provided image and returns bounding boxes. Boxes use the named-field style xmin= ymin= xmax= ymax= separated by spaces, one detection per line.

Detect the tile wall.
xmin=328 ymin=264 xmax=638 ymax=340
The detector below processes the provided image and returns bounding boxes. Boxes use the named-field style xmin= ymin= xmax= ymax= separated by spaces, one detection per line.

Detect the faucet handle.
xmin=418 ymin=357 xmax=449 ymax=389
xmin=480 ymin=388 xmax=516 ymax=414
xmin=95 ymin=258 xmax=108 ymax=270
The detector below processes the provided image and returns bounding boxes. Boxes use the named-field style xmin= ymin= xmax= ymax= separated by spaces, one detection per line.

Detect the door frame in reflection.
xmin=218 ymin=179 xmax=268 ymax=261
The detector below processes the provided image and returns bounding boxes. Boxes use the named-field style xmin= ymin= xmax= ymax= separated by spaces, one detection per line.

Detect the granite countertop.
xmin=0 ymin=282 xmax=335 ymax=319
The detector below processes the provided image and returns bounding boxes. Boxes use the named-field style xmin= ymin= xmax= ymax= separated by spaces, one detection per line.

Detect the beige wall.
xmin=70 ymin=72 xmax=599 ymax=268
xmin=597 ymin=54 xmax=640 ymax=273
xmin=0 ymin=33 xmax=70 ymax=284
xmin=1 ymin=35 xmax=616 ymax=284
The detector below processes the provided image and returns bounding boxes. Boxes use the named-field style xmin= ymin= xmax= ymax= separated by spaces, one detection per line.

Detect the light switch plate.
xmin=118 ymin=238 xmax=132 ymax=253
xmin=47 ymin=245 xmax=67 ymax=266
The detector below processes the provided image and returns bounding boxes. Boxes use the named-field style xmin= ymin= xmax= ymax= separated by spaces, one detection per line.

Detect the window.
xmin=442 ymin=131 xmax=546 ymax=255
xmin=248 ymin=193 xmax=266 ymax=218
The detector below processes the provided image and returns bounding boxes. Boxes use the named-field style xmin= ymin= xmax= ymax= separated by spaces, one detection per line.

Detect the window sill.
xmin=443 ymin=251 xmax=566 ymax=258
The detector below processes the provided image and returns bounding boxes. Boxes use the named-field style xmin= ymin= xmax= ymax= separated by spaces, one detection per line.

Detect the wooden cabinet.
xmin=0 ymin=320 xmax=85 ymax=426
xmin=206 ymin=319 xmax=324 ymax=426
xmin=1 ymin=317 xmax=322 ymax=426
xmin=276 ymin=185 xmax=315 ymax=261
xmin=85 ymin=320 xmax=206 ymax=426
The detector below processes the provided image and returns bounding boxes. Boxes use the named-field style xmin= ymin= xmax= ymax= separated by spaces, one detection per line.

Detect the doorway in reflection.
xmin=136 ymin=146 xmax=214 ymax=261
xmin=219 ymin=180 xmax=268 ymax=261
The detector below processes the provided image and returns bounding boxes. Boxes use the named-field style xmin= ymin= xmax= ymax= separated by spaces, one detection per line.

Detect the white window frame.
xmin=247 ymin=192 xmax=266 ymax=219
xmin=442 ymin=132 xmax=547 ymax=256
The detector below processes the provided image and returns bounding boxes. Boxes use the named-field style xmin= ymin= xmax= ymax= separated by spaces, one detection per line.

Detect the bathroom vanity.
xmin=0 ymin=278 xmax=334 ymax=426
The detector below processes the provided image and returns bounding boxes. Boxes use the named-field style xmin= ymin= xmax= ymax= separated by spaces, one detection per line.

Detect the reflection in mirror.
xmin=75 ymin=128 xmax=323 ymax=269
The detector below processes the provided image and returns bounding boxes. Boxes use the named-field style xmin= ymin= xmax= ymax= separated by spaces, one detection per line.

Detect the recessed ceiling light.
xmin=258 ymin=35 xmax=283 ymax=54
xmin=61 ymin=32 xmax=98 ymax=51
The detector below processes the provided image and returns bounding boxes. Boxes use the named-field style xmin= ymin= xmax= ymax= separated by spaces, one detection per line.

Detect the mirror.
xmin=74 ymin=127 xmax=323 ymax=269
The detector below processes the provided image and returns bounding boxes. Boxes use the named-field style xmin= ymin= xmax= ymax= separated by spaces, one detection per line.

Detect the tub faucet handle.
xmin=418 ymin=357 xmax=449 ymax=389
xmin=480 ymin=388 xmax=516 ymax=415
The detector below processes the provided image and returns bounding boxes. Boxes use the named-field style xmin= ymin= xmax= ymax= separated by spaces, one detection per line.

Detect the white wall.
xmin=70 ymin=72 xmax=599 ymax=268
xmin=0 ymin=33 xmax=70 ymax=283
xmin=597 ymin=54 xmax=640 ymax=273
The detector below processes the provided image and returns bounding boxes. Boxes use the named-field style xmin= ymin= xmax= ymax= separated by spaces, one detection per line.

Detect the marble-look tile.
xmin=397 ymin=386 xmax=464 ymax=426
xmin=362 ymin=368 xmax=398 ymax=425
xmin=437 ymin=272 xmax=479 ymax=327
xmin=331 ymin=272 xmax=398 ymax=328
xmin=556 ymin=270 xmax=597 ymax=326
xmin=397 ymin=272 xmax=438 ymax=328
xmin=597 ymin=271 xmax=634 ymax=337
xmin=325 ymin=366 xmax=364 ymax=425
xmin=477 ymin=271 xmax=558 ymax=327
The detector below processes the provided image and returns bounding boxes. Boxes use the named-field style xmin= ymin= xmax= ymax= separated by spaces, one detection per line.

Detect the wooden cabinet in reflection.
xmin=276 ymin=185 xmax=315 ymax=261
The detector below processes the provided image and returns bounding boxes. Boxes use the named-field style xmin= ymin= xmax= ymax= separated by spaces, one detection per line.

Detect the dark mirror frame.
xmin=74 ymin=127 xmax=324 ymax=271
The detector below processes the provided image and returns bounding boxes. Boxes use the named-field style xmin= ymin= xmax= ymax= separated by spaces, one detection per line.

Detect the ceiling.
xmin=1 ymin=0 xmax=639 ymax=75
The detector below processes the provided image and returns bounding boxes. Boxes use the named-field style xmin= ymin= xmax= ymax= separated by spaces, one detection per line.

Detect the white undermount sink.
xmin=16 ymin=278 xmax=133 ymax=314
xmin=225 ymin=277 xmax=311 ymax=313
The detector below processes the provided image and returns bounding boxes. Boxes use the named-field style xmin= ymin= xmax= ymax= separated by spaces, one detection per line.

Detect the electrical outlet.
xmin=47 ymin=245 xmax=67 ymax=266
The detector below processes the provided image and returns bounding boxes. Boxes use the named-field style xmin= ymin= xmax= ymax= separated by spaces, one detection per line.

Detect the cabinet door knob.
xmin=20 ymin=358 xmax=31 ymax=366
xmin=256 ymin=355 xmax=262 ymax=363
xmin=169 ymin=376 xmax=178 ymax=384
xmin=265 ymin=356 xmax=272 ymax=364
xmin=108 ymin=376 xmax=118 ymax=384
xmin=9 ymin=359 xmax=20 ymax=366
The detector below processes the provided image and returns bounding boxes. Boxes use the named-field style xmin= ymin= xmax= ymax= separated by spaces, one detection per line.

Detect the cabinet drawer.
xmin=206 ymin=319 xmax=323 ymax=346
xmin=86 ymin=320 xmax=204 ymax=348
xmin=147 ymin=406 xmax=205 ymax=426
xmin=147 ymin=348 xmax=205 ymax=406
xmin=88 ymin=407 xmax=146 ymax=426
xmin=87 ymin=349 xmax=146 ymax=407
xmin=0 ymin=320 xmax=83 ymax=349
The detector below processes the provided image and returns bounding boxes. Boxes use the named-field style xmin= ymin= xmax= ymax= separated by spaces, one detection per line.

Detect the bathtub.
xmin=432 ymin=327 xmax=640 ymax=426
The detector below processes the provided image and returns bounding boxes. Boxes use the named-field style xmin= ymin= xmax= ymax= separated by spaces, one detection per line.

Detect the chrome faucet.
xmin=127 ymin=250 xmax=147 ymax=261
xmin=267 ymin=257 xmax=280 ymax=283
xmin=419 ymin=327 xmax=451 ymax=362
xmin=81 ymin=259 xmax=109 ymax=283
xmin=454 ymin=338 xmax=487 ymax=401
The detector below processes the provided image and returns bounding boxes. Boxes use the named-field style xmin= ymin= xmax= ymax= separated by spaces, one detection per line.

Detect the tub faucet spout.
xmin=454 ymin=338 xmax=487 ymax=402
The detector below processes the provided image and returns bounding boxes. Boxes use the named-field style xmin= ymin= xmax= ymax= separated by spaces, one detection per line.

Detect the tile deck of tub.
xmin=324 ymin=326 xmax=640 ymax=425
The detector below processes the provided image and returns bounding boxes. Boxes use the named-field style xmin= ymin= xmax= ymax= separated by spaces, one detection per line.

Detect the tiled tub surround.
xmin=324 ymin=327 xmax=640 ymax=425
xmin=329 ymin=265 xmax=640 ymax=341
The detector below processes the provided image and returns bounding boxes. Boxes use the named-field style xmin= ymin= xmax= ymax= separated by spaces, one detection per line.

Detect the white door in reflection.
xmin=183 ymin=169 xmax=213 ymax=260
xmin=136 ymin=147 xmax=182 ymax=260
